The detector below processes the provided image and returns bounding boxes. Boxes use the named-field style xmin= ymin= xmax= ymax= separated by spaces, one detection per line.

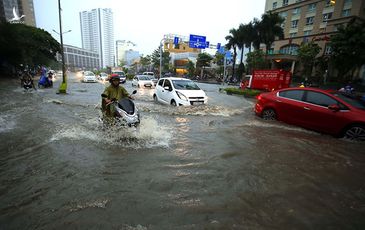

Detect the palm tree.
xmin=225 ymin=28 xmax=239 ymax=81
xmin=256 ymin=12 xmax=284 ymax=55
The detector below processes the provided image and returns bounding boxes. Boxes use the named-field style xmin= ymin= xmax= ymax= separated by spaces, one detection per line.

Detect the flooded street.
xmin=1 ymin=73 xmax=364 ymax=230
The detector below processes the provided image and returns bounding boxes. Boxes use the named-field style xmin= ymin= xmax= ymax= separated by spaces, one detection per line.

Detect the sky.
xmin=33 ymin=0 xmax=266 ymax=56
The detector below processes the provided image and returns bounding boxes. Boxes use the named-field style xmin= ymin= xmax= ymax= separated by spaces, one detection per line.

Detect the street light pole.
xmin=159 ymin=38 xmax=164 ymax=79
xmin=58 ymin=0 xmax=67 ymax=93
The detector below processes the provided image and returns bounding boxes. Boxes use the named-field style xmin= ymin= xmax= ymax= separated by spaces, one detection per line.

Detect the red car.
xmin=255 ymin=87 xmax=365 ymax=141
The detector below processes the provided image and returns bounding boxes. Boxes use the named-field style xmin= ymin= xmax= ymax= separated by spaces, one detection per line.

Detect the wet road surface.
xmin=0 ymin=73 xmax=364 ymax=229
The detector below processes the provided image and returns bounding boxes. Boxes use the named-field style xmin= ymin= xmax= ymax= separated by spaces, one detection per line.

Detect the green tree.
xmin=186 ymin=60 xmax=195 ymax=77
xmin=297 ymin=42 xmax=321 ymax=79
xmin=214 ymin=51 xmax=225 ymax=76
xmin=0 ymin=22 xmax=60 ymax=74
xmin=225 ymin=28 xmax=239 ymax=79
xmin=330 ymin=19 xmax=365 ymax=81
xmin=255 ymin=12 xmax=284 ymax=55
xmin=151 ymin=47 xmax=170 ymax=75
xmin=139 ymin=55 xmax=151 ymax=69
xmin=196 ymin=53 xmax=213 ymax=78
xmin=246 ymin=49 xmax=266 ymax=73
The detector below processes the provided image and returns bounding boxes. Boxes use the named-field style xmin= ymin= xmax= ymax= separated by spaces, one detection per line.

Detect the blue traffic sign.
xmin=174 ymin=37 xmax=179 ymax=45
xmin=189 ymin=34 xmax=206 ymax=49
xmin=205 ymin=41 xmax=210 ymax=48
xmin=225 ymin=51 xmax=232 ymax=59
xmin=217 ymin=43 xmax=221 ymax=50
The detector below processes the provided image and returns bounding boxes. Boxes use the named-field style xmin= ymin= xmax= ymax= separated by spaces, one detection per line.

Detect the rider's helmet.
xmin=109 ymin=73 xmax=120 ymax=83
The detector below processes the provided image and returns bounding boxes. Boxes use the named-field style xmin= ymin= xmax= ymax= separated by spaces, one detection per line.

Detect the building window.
xmin=344 ymin=0 xmax=352 ymax=4
xmin=283 ymin=0 xmax=288 ymax=6
xmin=325 ymin=0 xmax=332 ymax=7
xmin=280 ymin=44 xmax=299 ymax=55
xmin=323 ymin=12 xmax=333 ymax=22
xmin=273 ymin=2 xmax=277 ymax=9
xmin=306 ymin=17 xmax=314 ymax=25
xmin=342 ymin=9 xmax=351 ymax=16
xmin=289 ymin=32 xmax=297 ymax=38
xmin=308 ymin=3 xmax=316 ymax=12
xmin=324 ymin=45 xmax=332 ymax=55
xmin=292 ymin=7 xmax=301 ymax=15
xmin=303 ymin=30 xmax=311 ymax=36
xmin=291 ymin=20 xmax=299 ymax=28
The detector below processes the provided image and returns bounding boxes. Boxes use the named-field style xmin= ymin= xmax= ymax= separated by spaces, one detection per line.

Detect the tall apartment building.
xmin=264 ymin=0 xmax=365 ymax=72
xmin=0 ymin=0 xmax=36 ymax=26
xmin=79 ymin=8 xmax=114 ymax=68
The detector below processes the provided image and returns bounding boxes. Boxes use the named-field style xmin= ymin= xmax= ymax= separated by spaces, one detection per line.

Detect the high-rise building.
xmin=0 ymin=0 xmax=36 ymax=26
xmin=79 ymin=8 xmax=114 ymax=68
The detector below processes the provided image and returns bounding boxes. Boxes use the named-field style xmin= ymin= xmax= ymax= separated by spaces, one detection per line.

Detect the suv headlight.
xmin=176 ymin=91 xmax=188 ymax=101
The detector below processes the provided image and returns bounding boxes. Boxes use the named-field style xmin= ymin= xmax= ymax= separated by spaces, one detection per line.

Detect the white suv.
xmin=153 ymin=77 xmax=208 ymax=106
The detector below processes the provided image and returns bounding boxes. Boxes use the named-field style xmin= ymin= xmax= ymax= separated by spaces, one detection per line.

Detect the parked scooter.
xmin=101 ymin=90 xmax=140 ymax=127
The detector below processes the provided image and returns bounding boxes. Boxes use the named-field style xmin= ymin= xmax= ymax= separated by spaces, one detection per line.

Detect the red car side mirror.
xmin=328 ymin=104 xmax=340 ymax=112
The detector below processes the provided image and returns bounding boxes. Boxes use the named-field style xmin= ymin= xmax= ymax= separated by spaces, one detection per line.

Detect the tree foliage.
xmin=186 ymin=60 xmax=196 ymax=77
xmin=330 ymin=19 xmax=365 ymax=81
xmin=246 ymin=50 xmax=266 ymax=73
xmin=297 ymin=42 xmax=321 ymax=78
xmin=196 ymin=53 xmax=213 ymax=69
xmin=151 ymin=47 xmax=170 ymax=74
xmin=225 ymin=28 xmax=239 ymax=78
xmin=0 ymin=22 xmax=61 ymax=72
xmin=255 ymin=12 xmax=284 ymax=55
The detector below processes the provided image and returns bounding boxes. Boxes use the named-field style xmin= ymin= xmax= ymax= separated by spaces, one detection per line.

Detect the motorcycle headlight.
xmin=176 ymin=91 xmax=188 ymax=101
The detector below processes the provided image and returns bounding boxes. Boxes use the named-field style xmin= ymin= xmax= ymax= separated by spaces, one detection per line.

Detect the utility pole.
xmin=58 ymin=0 xmax=67 ymax=93
xmin=159 ymin=38 xmax=164 ymax=78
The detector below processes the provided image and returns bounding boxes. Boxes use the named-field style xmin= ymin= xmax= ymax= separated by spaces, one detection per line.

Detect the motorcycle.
xmin=101 ymin=90 xmax=140 ymax=127
xmin=38 ymin=73 xmax=53 ymax=88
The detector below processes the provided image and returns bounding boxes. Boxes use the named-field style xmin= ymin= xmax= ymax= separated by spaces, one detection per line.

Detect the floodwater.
xmin=0 ymin=73 xmax=364 ymax=230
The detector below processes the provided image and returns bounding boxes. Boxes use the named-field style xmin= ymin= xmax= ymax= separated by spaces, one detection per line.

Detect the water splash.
xmin=51 ymin=116 xmax=172 ymax=149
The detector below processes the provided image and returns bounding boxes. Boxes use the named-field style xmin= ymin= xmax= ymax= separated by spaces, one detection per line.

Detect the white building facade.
xmin=115 ymin=40 xmax=140 ymax=66
xmin=79 ymin=8 xmax=114 ymax=68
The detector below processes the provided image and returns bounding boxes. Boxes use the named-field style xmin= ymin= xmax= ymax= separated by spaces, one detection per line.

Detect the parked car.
xmin=83 ymin=71 xmax=97 ymax=83
xmin=153 ymin=77 xmax=208 ymax=106
xmin=255 ymin=87 xmax=365 ymax=140
xmin=143 ymin=72 xmax=155 ymax=77
xmin=147 ymin=75 xmax=158 ymax=87
xmin=132 ymin=75 xmax=154 ymax=88
xmin=111 ymin=71 xmax=126 ymax=84
xmin=98 ymin=72 xmax=108 ymax=81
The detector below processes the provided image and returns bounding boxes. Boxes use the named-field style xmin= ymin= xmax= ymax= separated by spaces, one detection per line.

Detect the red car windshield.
xmin=331 ymin=92 xmax=365 ymax=110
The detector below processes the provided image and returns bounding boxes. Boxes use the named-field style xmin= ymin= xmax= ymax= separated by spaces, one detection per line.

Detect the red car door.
xmin=275 ymin=89 xmax=307 ymax=125
xmin=300 ymin=91 xmax=347 ymax=134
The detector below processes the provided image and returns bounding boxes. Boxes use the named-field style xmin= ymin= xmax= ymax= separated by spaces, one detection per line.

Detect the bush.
xmin=126 ymin=74 xmax=135 ymax=80
xmin=221 ymin=87 xmax=261 ymax=97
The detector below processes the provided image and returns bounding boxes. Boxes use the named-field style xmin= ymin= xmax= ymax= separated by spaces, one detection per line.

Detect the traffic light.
xmin=330 ymin=0 xmax=336 ymax=5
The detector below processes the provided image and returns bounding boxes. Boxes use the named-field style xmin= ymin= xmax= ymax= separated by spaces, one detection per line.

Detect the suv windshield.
xmin=332 ymin=92 xmax=365 ymax=110
xmin=172 ymin=80 xmax=200 ymax=90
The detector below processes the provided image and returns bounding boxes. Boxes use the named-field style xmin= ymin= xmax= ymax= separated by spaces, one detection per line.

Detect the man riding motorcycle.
xmin=102 ymin=74 xmax=130 ymax=117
